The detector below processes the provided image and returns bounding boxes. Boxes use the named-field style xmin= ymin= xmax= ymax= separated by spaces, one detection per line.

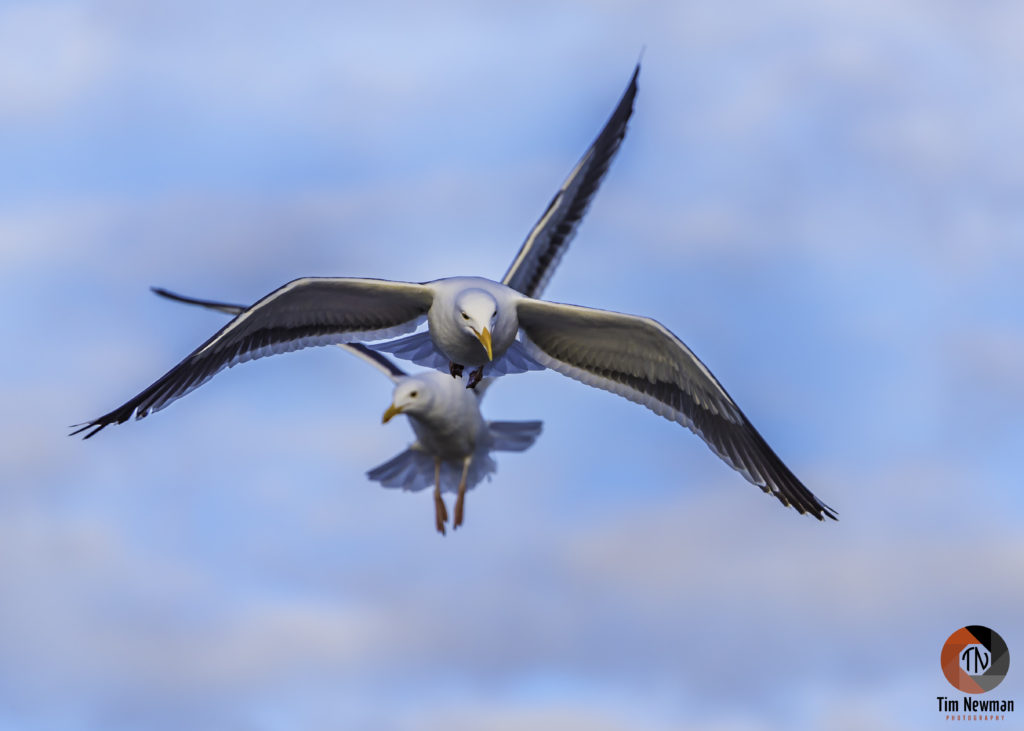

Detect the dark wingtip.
xmin=69 ymin=421 xmax=107 ymax=439
xmin=151 ymin=285 xmax=185 ymax=304
xmin=628 ymin=58 xmax=640 ymax=91
xmin=151 ymin=286 xmax=185 ymax=303
xmin=806 ymin=499 xmax=838 ymax=522
xmin=804 ymin=499 xmax=838 ymax=521
xmin=150 ymin=285 xmax=247 ymax=315
xmin=152 ymin=285 xmax=190 ymax=303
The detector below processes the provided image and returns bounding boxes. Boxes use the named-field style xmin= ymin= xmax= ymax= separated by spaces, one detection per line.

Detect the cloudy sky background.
xmin=2 ymin=1 xmax=1023 ymax=728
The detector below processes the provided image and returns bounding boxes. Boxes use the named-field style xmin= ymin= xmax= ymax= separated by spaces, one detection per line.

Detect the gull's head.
xmin=454 ymin=288 xmax=497 ymax=361
xmin=381 ymin=378 xmax=434 ymax=423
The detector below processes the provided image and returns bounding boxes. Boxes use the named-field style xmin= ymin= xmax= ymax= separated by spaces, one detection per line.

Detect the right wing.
xmin=501 ymin=63 xmax=639 ymax=299
xmin=73 ymin=278 xmax=433 ymax=438
xmin=516 ymin=297 xmax=836 ymax=521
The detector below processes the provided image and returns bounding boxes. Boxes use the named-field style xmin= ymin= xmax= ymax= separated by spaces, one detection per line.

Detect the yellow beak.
xmin=381 ymin=403 xmax=404 ymax=424
xmin=475 ymin=327 xmax=493 ymax=361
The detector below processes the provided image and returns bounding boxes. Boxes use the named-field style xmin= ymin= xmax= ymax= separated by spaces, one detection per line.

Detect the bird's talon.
xmin=467 ymin=367 xmax=484 ymax=389
xmin=433 ymin=488 xmax=449 ymax=536
xmin=454 ymin=495 xmax=465 ymax=529
xmin=449 ymin=362 xmax=464 ymax=379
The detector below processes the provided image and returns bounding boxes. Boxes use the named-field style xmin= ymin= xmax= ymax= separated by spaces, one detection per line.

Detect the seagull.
xmin=373 ymin=62 xmax=640 ymax=386
xmin=375 ymin=369 xmax=542 ymax=534
xmin=72 ymin=62 xmax=837 ymax=520
xmin=150 ymin=288 xmax=543 ymax=534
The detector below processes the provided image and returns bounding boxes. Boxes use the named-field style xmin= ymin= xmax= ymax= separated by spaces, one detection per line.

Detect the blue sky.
xmin=2 ymin=1 xmax=1023 ymax=729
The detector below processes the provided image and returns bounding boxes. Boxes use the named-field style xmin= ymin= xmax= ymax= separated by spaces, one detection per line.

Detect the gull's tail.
xmin=487 ymin=420 xmax=543 ymax=452
xmin=366 ymin=448 xmax=498 ymax=493
xmin=366 ymin=421 xmax=542 ymax=492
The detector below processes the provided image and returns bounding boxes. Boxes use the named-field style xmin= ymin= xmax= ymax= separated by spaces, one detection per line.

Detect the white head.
xmin=381 ymin=377 xmax=436 ymax=423
xmin=454 ymin=288 xmax=498 ymax=360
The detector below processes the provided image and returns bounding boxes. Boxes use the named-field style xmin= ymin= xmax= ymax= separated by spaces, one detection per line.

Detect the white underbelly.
xmin=410 ymin=414 xmax=481 ymax=459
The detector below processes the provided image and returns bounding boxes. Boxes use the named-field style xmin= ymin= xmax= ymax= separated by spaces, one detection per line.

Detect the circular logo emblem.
xmin=941 ymin=626 xmax=1010 ymax=693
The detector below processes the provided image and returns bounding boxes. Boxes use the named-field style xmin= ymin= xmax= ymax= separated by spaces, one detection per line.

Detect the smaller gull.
xmin=151 ymin=288 xmax=543 ymax=534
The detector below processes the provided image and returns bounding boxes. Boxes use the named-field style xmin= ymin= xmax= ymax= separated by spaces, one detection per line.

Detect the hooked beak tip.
xmin=381 ymin=404 xmax=402 ymax=423
xmin=477 ymin=327 xmax=494 ymax=361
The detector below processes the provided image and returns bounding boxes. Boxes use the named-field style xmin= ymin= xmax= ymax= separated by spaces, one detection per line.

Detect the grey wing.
xmin=516 ymin=298 xmax=836 ymax=520
xmin=486 ymin=339 xmax=545 ymax=376
xmin=73 ymin=277 xmax=433 ymax=438
xmin=501 ymin=63 xmax=639 ymax=299
xmin=151 ymin=286 xmax=408 ymax=381
xmin=369 ymin=331 xmax=450 ymax=372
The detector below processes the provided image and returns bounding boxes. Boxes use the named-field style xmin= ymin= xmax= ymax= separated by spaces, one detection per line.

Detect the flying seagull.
xmin=372 ymin=63 xmax=639 ymax=378
xmin=72 ymin=60 xmax=637 ymax=434
xmin=72 ymin=62 xmax=836 ymax=520
xmin=150 ymin=288 xmax=542 ymax=534
xmin=375 ymin=369 xmax=542 ymax=534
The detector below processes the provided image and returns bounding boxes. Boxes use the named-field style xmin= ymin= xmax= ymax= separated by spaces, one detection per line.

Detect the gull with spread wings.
xmin=73 ymin=63 xmax=836 ymax=521
xmin=150 ymin=289 xmax=541 ymax=534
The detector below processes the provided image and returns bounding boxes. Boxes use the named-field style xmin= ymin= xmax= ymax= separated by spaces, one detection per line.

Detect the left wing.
xmin=73 ymin=277 xmax=432 ymax=438
xmin=501 ymin=63 xmax=639 ymax=299
xmin=516 ymin=298 xmax=836 ymax=520
xmin=151 ymin=286 xmax=409 ymax=381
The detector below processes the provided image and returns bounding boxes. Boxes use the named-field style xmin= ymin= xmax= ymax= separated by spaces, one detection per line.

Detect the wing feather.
xmin=502 ymin=63 xmax=639 ymax=299
xmin=151 ymin=286 xmax=409 ymax=381
xmin=516 ymin=298 xmax=836 ymax=520
xmin=73 ymin=278 xmax=432 ymax=437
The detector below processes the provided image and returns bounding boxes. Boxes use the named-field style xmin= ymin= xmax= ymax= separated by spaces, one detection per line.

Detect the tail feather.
xmin=367 ymin=447 xmax=499 ymax=493
xmin=487 ymin=420 xmax=543 ymax=452
xmin=366 ymin=447 xmax=434 ymax=491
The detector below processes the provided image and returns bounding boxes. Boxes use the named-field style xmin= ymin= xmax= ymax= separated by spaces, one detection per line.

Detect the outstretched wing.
xmin=151 ymin=286 xmax=409 ymax=382
xmin=502 ymin=63 xmax=639 ymax=299
xmin=516 ymin=298 xmax=836 ymax=520
xmin=74 ymin=278 xmax=433 ymax=438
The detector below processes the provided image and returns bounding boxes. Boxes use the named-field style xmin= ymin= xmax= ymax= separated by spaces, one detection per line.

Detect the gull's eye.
xmin=409 ymin=391 xmax=418 ymax=398
xmin=461 ymin=312 xmax=469 ymax=320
